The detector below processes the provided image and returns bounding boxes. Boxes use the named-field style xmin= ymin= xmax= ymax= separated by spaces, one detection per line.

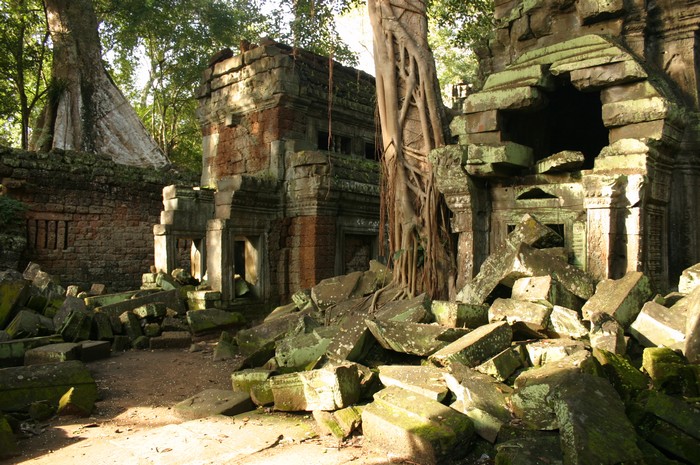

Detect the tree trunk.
xmin=32 ymin=0 xmax=169 ymax=168
xmin=368 ymin=0 xmax=455 ymax=300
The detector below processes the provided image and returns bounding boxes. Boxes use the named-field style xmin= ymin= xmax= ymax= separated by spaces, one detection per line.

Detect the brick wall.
xmin=0 ymin=147 xmax=196 ymax=292
xmin=288 ymin=215 xmax=336 ymax=290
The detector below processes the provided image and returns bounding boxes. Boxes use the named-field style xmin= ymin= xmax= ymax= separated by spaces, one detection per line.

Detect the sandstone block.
xmin=59 ymin=309 xmax=92 ymax=342
xmin=0 ymin=414 xmax=18 ymax=458
xmin=173 ymin=389 xmax=254 ymax=420
xmin=679 ymin=263 xmax=700 ymax=294
xmin=377 ymin=365 xmax=449 ymax=401
xmin=325 ymin=314 xmax=374 ymax=363
xmin=0 ymin=360 xmax=97 ymax=413
xmin=524 ymin=339 xmax=588 ymax=367
xmin=576 ymin=0 xmax=625 ymax=24
xmin=91 ymin=312 xmax=114 ymax=341
xmin=548 ymin=305 xmax=589 ymax=339
xmin=79 ymin=340 xmax=111 ymax=362
xmin=685 ymin=286 xmax=700 ymax=363
xmin=589 ymin=311 xmax=627 ymax=354
xmin=0 ymin=335 xmax=62 ymax=368
xmin=5 ymin=309 xmax=54 ymax=339
xmin=270 ymin=363 xmax=360 ymax=411
xmin=429 ymin=321 xmax=512 ymax=368
xmin=581 ymin=271 xmax=653 ymax=328
xmin=475 ymin=346 xmax=522 ymax=382
xmin=570 ymin=60 xmax=646 ymax=90
xmin=593 ymin=349 xmax=649 ymax=402
xmin=430 ymin=300 xmax=489 ymax=328
xmin=231 ymin=368 xmax=273 ymax=393
xmin=482 ymin=64 xmax=554 ymax=91
xmin=629 ymin=301 xmax=685 ymax=349
xmin=213 ymin=330 xmax=238 ymax=361
xmin=642 ymin=347 xmax=699 ymax=396
xmin=489 ymin=298 xmax=552 ymax=331
xmin=494 ymin=427 xmax=562 ymax=465
xmin=445 ymin=364 xmax=513 ymax=443
xmin=274 ymin=325 xmax=335 ymax=369
xmin=311 ymin=271 xmax=363 ymax=309
xmin=186 ymin=308 xmax=244 ymax=334
xmin=24 ymin=342 xmax=82 ymax=365
xmin=602 ymin=97 xmax=676 ymax=127
xmin=375 ymin=293 xmax=431 ymax=322
xmin=0 ymin=277 xmax=29 ymax=328
xmin=313 ymin=406 xmax=362 ymax=439
xmin=362 ymin=386 xmax=474 ymax=465
xmin=366 ymin=319 xmax=469 ymax=356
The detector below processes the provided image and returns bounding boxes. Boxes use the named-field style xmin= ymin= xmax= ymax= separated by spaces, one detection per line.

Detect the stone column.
xmin=206 ymin=218 xmax=235 ymax=303
xmin=153 ymin=224 xmax=176 ymax=274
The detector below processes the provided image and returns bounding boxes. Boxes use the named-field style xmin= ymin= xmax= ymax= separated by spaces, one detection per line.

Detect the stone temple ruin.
xmin=433 ymin=0 xmax=700 ymax=297
xmin=153 ymin=43 xmax=380 ymax=313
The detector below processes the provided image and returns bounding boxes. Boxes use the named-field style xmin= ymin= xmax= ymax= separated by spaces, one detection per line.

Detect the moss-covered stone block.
xmin=0 ymin=414 xmax=18 ymax=458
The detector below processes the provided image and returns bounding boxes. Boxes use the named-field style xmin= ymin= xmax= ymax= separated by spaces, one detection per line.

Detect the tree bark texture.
xmin=33 ymin=0 xmax=169 ymax=168
xmin=368 ymin=0 xmax=454 ymax=299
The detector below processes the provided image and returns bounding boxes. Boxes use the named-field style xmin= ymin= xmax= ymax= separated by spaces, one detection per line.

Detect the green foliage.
xmin=0 ymin=193 xmax=26 ymax=229
xmin=0 ymin=0 xmax=52 ymax=149
xmin=428 ymin=0 xmax=495 ymax=49
xmin=265 ymin=0 xmax=358 ymax=67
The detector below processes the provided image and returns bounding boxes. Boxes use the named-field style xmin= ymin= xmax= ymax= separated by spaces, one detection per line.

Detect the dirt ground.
xmin=3 ymin=341 xmax=412 ymax=465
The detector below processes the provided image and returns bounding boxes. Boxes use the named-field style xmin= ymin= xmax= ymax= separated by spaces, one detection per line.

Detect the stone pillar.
xmin=153 ymin=224 xmax=176 ymax=274
xmin=206 ymin=218 xmax=235 ymax=303
xmin=584 ymin=174 xmax=647 ymax=283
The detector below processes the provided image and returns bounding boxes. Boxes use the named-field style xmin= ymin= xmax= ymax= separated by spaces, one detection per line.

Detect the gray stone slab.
xmin=362 ymin=386 xmax=474 ymax=465
xmin=149 ymin=331 xmax=192 ymax=349
xmin=589 ymin=311 xmax=627 ymax=354
xmin=524 ymin=339 xmax=588 ymax=367
xmin=429 ymin=321 xmax=512 ymax=368
xmin=489 ymin=298 xmax=552 ymax=331
xmin=548 ymin=305 xmax=589 ymax=339
xmin=186 ymin=309 xmax=244 ymax=334
xmin=366 ymin=319 xmax=469 ymax=356
xmin=377 ymin=365 xmax=449 ymax=401
xmin=173 ymin=389 xmax=254 ymax=419
xmin=24 ymin=342 xmax=82 ymax=365
xmin=582 ymin=271 xmax=653 ymax=328
xmin=430 ymin=300 xmax=489 ymax=328
xmin=270 ymin=363 xmax=360 ymax=411
xmin=79 ymin=340 xmax=111 ymax=362
xmin=445 ymin=363 xmax=513 ymax=443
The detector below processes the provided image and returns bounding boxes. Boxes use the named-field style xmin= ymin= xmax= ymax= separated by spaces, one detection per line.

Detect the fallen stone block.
xmin=0 ymin=414 xmax=18 ymax=458
xmin=475 ymin=346 xmax=522 ymax=382
xmin=111 ymin=335 xmax=131 ymax=352
xmin=231 ymin=368 xmax=274 ymax=393
xmin=24 ymin=342 xmax=82 ymax=365
xmin=494 ymin=426 xmax=562 ymax=465
xmin=642 ymin=347 xmax=699 ymax=396
xmin=678 ymin=262 xmax=700 ymax=294
xmin=311 ymin=271 xmax=363 ymax=309
xmin=635 ymin=391 xmax=700 ymax=453
xmin=148 ymin=331 xmax=192 ymax=349
xmin=143 ymin=322 xmax=161 ymax=337
xmin=250 ymin=379 xmax=274 ymax=406
xmin=0 ymin=335 xmax=62 ymax=367
xmin=160 ymin=316 xmax=189 ymax=332
xmin=0 ymin=275 xmax=29 ymax=328
xmin=430 ymin=300 xmax=489 ymax=328
xmin=275 ymin=325 xmax=336 ymax=369
xmin=362 ymin=386 xmax=474 ymax=465
xmin=93 ymin=289 xmax=184 ymax=317
xmin=325 ymin=313 xmax=374 ymax=363
xmin=5 ymin=310 xmax=54 ymax=339
xmin=133 ymin=303 xmax=167 ymax=319
xmin=511 ymin=275 xmax=582 ymax=310
xmin=509 ymin=351 xmax=599 ymax=429
xmin=429 ymin=321 xmax=512 ymax=368
xmin=581 ymin=271 xmax=653 ymax=328
xmin=186 ymin=308 xmax=244 ymax=334
xmin=524 ymin=339 xmax=588 ymax=367
xmin=173 ymin=389 xmax=254 ymax=420
xmin=236 ymin=311 xmax=312 ymax=358
xmin=552 ymin=373 xmax=644 ymax=465
xmin=270 ymin=363 xmax=360 ymax=411
xmin=91 ymin=312 xmax=114 ymax=341
xmin=313 ymin=406 xmax=362 ymax=439
xmin=59 ymin=308 xmax=93 ymax=342
xmin=375 ymin=293 xmax=431 ymax=322
xmin=79 ymin=340 xmax=111 ymax=362
xmin=548 ymin=305 xmax=588 ymax=339
xmin=186 ymin=290 xmax=222 ymax=311
xmin=213 ymin=330 xmax=238 ymax=361
xmin=377 ymin=365 xmax=449 ymax=401
xmin=489 ymin=298 xmax=552 ymax=331
xmin=120 ymin=311 xmax=143 ymax=340
xmin=263 ymin=302 xmax=299 ymax=323
xmin=445 ymin=363 xmax=513 ymax=443
xmin=589 ymin=311 xmax=627 ymax=354
xmin=593 ymin=349 xmax=649 ymax=403
xmin=457 ymin=214 xmax=565 ymax=304
xmin=366 ymin=319 xmax=469 ymax=356
xmin=30 ymin=270 xmax=65 ymax=302
xmin=685 ymin=286 xmax=700 ymax=363
xmin=132 ymin=335 xmax=150 ymax=350
xmin=0 ymin=360 xmax=97 ymax=413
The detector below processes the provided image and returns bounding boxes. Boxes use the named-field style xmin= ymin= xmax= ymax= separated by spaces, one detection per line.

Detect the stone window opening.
xmin=174 ymin=237 xmax=206 ymax=281
xmin=502 ymin=78 xmax=608 ymax=170
xmin=317 ymin=130 xmax=352 ymax=154
xmin=27 ymin=218 xmax=69 ymax=251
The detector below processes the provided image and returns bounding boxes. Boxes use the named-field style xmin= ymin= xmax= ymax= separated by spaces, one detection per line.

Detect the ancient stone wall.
xmin=0 ymin=147 xmax=196 ymax=291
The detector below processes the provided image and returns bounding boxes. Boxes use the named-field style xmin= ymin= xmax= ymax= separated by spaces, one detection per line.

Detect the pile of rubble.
xmin=0 ymin=262 xmax=243 ymax=457
xmin=1 ymin=213 xmax=699 ymax=463
xmin=190 ymin=214 xmax=698 ymax=465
